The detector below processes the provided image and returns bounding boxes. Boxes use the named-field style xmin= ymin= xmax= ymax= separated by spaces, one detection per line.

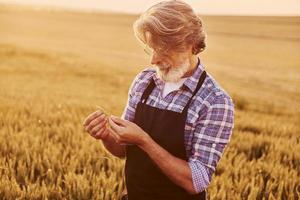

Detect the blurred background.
xmin=0 ymin=0 xmax=299 ymax=199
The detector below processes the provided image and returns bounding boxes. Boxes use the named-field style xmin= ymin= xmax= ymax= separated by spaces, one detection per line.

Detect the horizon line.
xmin=1 ymin=2 xmax=300 ymax=17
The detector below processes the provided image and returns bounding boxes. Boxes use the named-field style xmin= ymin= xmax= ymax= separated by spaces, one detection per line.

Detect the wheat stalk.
xmin=96 ymin=105 xmax=111 ymax=129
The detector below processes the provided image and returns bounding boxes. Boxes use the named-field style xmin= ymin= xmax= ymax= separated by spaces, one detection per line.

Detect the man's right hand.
xmin=83 ymin=110 xmax=126 ymax=158
xmin=83 ymin=110 xmax=110 ymax=141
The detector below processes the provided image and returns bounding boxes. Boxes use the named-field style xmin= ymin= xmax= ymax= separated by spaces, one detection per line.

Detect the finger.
xmin=89 ymin=114 xmax=106 ymax=128
xmin=108 ymin=117 xmax=123 ymax=134
xmin=110 ymin=115 xmax=128 ymax=127
xmin=83 ymin=111 xmax=103 ymax=126
xmin=83 ymin=112 xmax=99 ymax=126
xmin=108 ymin=126 xmax=121 ymax=142
xmin=90 ymin=121 xmax=106 ymax=135
xmin=86 ymin=117 xmax=107 ymax=133
xmin=94 ymin=127 xmax=109 ymax=140
xmin=119 ymin=142 xmax=129 ymax=146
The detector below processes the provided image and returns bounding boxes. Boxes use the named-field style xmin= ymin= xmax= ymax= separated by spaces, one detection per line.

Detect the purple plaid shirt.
xmin=121 ymin=59 xmax=235 ymax=193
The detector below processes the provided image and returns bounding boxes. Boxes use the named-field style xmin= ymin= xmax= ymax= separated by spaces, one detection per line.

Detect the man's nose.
xmin=150 ymin=53 xmax=162 ymax=66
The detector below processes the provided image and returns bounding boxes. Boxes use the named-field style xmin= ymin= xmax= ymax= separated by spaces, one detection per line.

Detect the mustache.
xmin=154 ymin=63 xmax=171 ymax=70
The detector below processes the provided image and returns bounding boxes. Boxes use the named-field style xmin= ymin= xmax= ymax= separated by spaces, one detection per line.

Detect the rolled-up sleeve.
xmin=188 ymin=95 xmax=235 ymax=193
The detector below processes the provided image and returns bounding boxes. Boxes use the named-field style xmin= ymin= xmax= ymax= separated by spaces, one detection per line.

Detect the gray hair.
xmin=133 ymin=0 xmax=207 ymax=54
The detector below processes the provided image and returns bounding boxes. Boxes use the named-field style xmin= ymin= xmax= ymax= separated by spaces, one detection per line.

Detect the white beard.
xmin=155 ymin=59 xmax=190 ymax=82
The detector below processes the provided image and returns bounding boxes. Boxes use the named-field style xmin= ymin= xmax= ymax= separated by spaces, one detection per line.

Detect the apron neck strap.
xmin=140 ymin=70 xmax=207 ymax=108
xmin=141 ymin=78 xmax=156 ymax=103
xmin=182 ymin=70 xmax=207 ymax=113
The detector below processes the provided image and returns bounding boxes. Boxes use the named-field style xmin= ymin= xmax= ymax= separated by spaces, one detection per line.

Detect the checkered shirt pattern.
xmin=121 ymin=60 xmax=235 ymax=193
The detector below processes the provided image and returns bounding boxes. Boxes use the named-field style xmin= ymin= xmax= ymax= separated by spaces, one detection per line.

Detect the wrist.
xmin=101 ymin=132 xmax=114 ymax=145
xmin=138 ymin=133 xmax=151 ymax=149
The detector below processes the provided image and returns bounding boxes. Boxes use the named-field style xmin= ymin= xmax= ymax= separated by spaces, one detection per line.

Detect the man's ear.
xmin=185 ymin=44 xmax=195 ymax=55
xmin=191 ymin=44 xmax=198 ymax=55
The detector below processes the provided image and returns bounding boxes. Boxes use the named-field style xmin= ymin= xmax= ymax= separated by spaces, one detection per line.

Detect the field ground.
xmin=0 ymin=4 xmax=299 ymax=200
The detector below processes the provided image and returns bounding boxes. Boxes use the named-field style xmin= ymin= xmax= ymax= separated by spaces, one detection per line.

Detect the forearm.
xmin=139 ymin=135 xmax=196 ymax=194
xmin=102 ymin=134 xmax=125 ymax=158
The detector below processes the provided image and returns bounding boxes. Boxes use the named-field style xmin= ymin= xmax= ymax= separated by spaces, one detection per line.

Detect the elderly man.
xmin=83 ymin=1 xmax=234 ymax=200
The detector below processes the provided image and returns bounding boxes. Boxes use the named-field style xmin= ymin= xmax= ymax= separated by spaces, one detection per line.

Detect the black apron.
xmin=125 ymin=69 xmax=207 ymax=200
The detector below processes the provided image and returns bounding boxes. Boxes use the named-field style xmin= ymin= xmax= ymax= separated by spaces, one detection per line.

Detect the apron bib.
xmin=125 ymin=70 xmax=207 ymax=200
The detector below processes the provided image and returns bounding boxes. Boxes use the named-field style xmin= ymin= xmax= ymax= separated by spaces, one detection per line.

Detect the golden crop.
xmin=0 ymin=4 xmax=299 ymax=200
xmin=96 ymin=106 xmax=111 ymax=129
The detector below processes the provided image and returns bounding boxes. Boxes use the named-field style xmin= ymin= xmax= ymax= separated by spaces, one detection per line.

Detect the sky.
xmin=0 ymin=0 xmax=300 ymax=16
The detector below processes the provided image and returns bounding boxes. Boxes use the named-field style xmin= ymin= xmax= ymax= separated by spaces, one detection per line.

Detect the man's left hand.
xmin=108 ymin=116 xmax=149 ymax=146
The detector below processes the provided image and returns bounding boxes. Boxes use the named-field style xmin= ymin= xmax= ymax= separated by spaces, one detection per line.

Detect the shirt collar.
xmin=152 ymin=57 xmax=205 ymax=93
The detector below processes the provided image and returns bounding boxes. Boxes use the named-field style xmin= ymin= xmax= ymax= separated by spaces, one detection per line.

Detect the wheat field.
xmin=0 ymin=4 xmax=299 ymax=200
